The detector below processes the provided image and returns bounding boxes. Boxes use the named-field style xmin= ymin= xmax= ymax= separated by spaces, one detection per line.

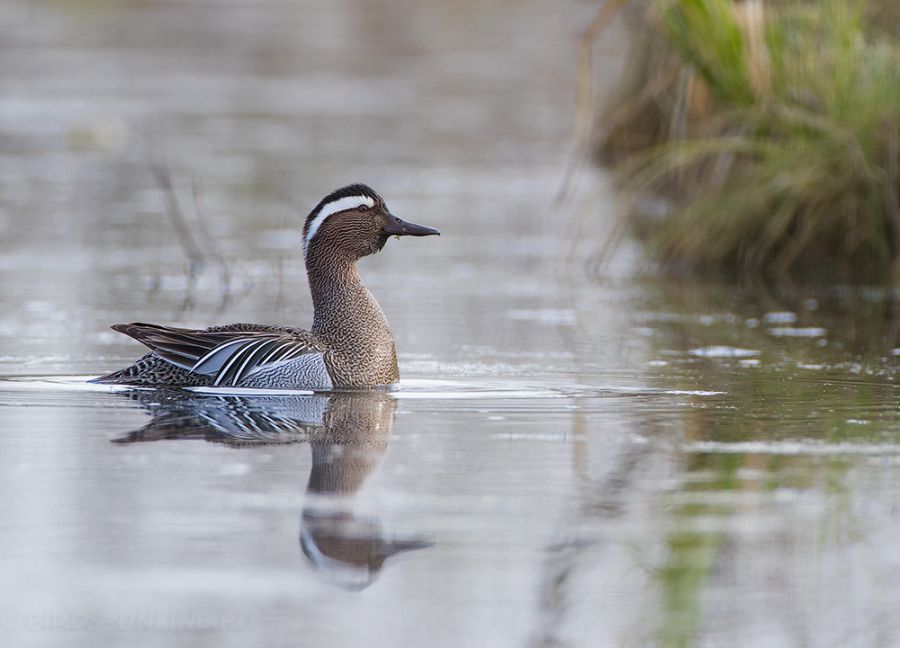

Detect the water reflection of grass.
xmin=597 ymin=0 xmax=900 ymax=283
xmin=655 ymin=451 xmax=865 ymax=647
xmin=658 ymin=528 xmax=723 ymax=647
xmin=657 ymin=453 xmax=735 ymax=648
xmin=634 ymin=279 xmax=895 ymax=644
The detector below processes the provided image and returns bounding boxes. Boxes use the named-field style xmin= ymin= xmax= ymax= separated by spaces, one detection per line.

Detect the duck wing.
xmin=111 ymin=322 xmax=328 ymax=387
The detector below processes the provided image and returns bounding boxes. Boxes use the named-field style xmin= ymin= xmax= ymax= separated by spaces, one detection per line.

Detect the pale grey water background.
xmin=0 ymin=1 xmax=898 ymax=647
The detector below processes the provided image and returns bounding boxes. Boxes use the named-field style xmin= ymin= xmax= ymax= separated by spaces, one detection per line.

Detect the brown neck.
xmin=307 ymin=249 xmax=363 ymax=332
xmin=305 ymin=246 xmax=398 ymax=386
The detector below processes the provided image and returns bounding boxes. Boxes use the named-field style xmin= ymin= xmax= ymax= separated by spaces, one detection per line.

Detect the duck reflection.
xmin=112 ymin=390 xmax=433 ymax=589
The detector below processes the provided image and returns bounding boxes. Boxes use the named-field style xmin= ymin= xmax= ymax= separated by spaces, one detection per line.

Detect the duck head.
xmin=303 ymin=183 xmax=440 ymax=261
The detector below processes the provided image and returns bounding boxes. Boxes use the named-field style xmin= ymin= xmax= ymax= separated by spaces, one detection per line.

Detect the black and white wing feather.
xmin=111 ymin=322 xmax=328 ymax=387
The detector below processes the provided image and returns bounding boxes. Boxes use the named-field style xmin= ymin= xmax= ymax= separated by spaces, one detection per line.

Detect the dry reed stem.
xmin=153 ymin=166 xmax=205 ymax=275
xmin=885 ymin=119 xmax=900 ymax=281
xmin=191 ymin=179 xmax=237 ymax=313
xmin=558 ymin=0 xmax=632 ymax=204
xmin=734 ymin=0 xmax=770 ymax=99
xmin=576 ymin=0 xmax=632 ymax=142
xmin=604 ymin=60 xmax=681 ymax=144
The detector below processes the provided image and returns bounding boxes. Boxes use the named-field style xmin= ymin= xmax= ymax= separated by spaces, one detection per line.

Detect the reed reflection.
xmin=112 ymin=390 xmax=433 ymax=589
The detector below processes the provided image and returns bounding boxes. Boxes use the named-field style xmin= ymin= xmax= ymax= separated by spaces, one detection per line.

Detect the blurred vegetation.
xmin=595 ymin=0 xmax=900 ymax=284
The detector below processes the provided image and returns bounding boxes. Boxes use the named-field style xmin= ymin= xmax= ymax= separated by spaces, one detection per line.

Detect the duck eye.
xmin=357 ymin=204 xmax=370 ymax=212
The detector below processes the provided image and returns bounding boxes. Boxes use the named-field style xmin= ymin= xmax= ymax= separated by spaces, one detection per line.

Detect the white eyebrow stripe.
xmin=304 ymin=195 xmax=375 ymax=255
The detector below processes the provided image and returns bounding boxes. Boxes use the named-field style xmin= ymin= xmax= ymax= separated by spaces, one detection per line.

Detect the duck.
xmin=92 ymin=183 xmax=439 ymax=390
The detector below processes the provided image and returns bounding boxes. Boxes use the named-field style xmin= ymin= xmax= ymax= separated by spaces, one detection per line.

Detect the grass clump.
xmin=599 ymin=0 xmax=900 ymax=283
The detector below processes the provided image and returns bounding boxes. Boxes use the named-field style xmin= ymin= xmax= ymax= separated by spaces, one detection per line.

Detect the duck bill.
xmin=383 ymin=214 xmax=440 ymax=237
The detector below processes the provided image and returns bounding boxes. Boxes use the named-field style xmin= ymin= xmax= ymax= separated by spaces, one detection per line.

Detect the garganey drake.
xmin=93 ymin=184 xmax=439 ymax=390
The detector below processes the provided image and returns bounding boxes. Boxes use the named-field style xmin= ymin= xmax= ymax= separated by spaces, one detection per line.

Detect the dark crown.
xmin=304 ymin=183 xmax=384 ymax=234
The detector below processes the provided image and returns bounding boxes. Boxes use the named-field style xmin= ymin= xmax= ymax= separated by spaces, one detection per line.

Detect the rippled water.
xmin=1 ymin=1 xmax=899 ymax=647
